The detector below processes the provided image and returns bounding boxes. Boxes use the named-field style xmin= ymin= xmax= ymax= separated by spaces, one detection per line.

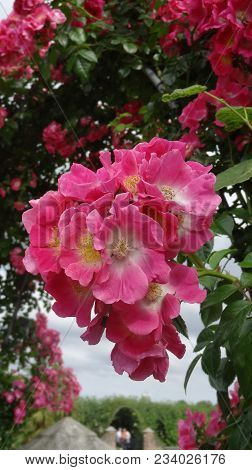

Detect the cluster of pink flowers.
xmin=3 ymin=379 xmax=27 ymax=424
xmin=0 ymin=0 xmax=66 ymax=77
xmin=112 ymin=100 xmax=144 ymax=149
xmin=178 ymin=382 xmax=241 ymax=449
xmin=23 ymin=137 xmax=221 ymax=382
xmin=42 ymin=121 xmax=77 ymax=159
xmin=35 ymin=312 xmax=62 ymax=365
xmin=2 ymin=313 xmax=81 ymax=425
xmin=33 ymin=313 xmax=81 ymax=413
xmin=42 ymin=118 xmax=109 ymax=159
xmin=32 ymin=366 xmax=81 ymax=414
xmin=10 ymin=247 xmax=26 ymax=275
xmin=155 ymin=0 xmax=252 ymax=147
xmin=84 ymin=0 xmax=105 ymax=20
xmin=118 ymin=100 xmax=143 ymax=126
xmin=0 ymin=173 xmax=37 ymax=210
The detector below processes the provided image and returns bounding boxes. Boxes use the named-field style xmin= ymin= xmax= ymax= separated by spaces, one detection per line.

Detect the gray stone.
xmin=23 ymin=417 xmax=113 ymax=450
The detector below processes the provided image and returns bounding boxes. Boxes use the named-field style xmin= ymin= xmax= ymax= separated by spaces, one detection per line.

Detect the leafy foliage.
xmin=0 ymin=0 xmax=252 ymax=450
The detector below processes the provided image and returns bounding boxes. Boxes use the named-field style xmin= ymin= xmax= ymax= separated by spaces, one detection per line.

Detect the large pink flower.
xmin=44 ymin=271 xmax=94 ymax=327
xmin=111 ymin=343 xmax=170 ymax=382
xmin=139 ymin=150 xmax=221 ymax=252
xmin=22 ymin=191 xmax=73 ymax=275
xmin=140 ymin=150 xmax=220 ymax=214
xmin=58 ymin=162 xmax=117 ymax=202
xmin=134 ymin=136 xmax=187 ymax=161
xmin=59 ymin=205 xmax=102 ymax=286
xmin=91 ymin=200 xmax=170 ymax=304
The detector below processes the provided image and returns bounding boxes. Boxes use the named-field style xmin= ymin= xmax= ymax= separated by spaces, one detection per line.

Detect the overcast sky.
xmin=1 ymin=1 xmax=240 ymax=405
xmin=0 ymin=1 xmax=13 ymax=17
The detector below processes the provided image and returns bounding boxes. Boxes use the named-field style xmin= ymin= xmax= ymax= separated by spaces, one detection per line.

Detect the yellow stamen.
xmin=78 ymin=233 xmax=101 ymax=265
xmin=145 ymin=283 xmax=162 ymax=302
xmin=123 ymin=175 xmax=140 ymax=195
xmin=48 ymin=227 xmax=60 ymax=255
xmin=112 ymin=238 xmax=129 ymax=260
xmin=160 ymin=185 xmax=175 ymax=201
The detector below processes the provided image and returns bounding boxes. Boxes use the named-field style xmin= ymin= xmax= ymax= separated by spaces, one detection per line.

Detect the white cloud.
xmin=0 ymin=0 xmax=13 ymax=18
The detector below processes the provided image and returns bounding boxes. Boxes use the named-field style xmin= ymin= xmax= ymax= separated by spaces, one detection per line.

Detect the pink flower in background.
xmin=3 ymin=391 xmax=15 ymax=404
xmin=14 ymin=201 xmax=26 ymax=211
xmin=179 ymin=94 xmax=208 ymax=131
xmin=28 ymin=172 xmax=38 ymax=188
xmin=0 ymin=106 xmax=8 ymax=128
xmin=42 ymin=121 xmax=76 ymax=158
xmin=206 ymin=409 xmax=225 ymax=437
xmin=0 ymin=2 xmax=65 ymax=77
xmin=84 ymin=0 xmax=105 ymax=20
xmin=179 ymin=132 xmax=205 ymax=158
xmin=178 ymin=381 xmax=242 ymax=449
xmin=13 ymin=0 xmax=42 ymax=16
xmin=10 ymin=247 xmax=26 ymax=275
xmin=230 ymin=381 xmax=240 ymax=408
xmin=10 ymin=178 xmax=22 ymax=191
xmin=13 ymin=399 xmax=26 ymax=424
xmin=0 ymin=187 xmax=6 ymax=198
xmin=178 ymin=410 xmax=206 ymax=450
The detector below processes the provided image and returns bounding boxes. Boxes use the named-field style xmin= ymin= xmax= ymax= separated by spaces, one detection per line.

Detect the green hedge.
xmin=73 ymin=396 xmax=214 ymax=447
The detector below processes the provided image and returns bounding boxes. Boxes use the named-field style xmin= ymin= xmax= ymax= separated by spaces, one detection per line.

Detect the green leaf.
xmin=216 ymin=106 xmax=252 ymax=132
xmin=201 ymin=303 xmax=222 ymax=327
xmin=69 ymin=28 xmax=86 ymax=45
xmin=74 ymin=58 xmax=90 ymax=81
xmin=184 ymin=354 xmax=202 ymax=392
xmin=114 ymin=123 xmax=127 ymax=132
xmin=240 ymin=253 xmax=252 ymax=268
xmin=215 ymin=300 xmax=252 ymax=346
xmin=202 ymin=342 xmax=221 ymax=377
xmin=215 ymin=160 xmax=252 ymax=190
xmin=231 ymin=208 xmax=251 ymax=221
xmin=172 ymin=315 xmax=188 ymax=339
xmin=212 ymin=213 xmax=234 ymax=237
xmin=123 ymin=43 xmax=138 ymax=54
xmin=195 ymin=240 xmax=214 ymax=263
xmin=217 ymin=391 xmax=230 ymax=418
xmin=57 ymin=33 xmax=69 ymax=48
xmin=203 ymin=284 xmax=238 ymax=308
xmin=78 ymin=49 xmax=98 ymax=63
xmin=209 ymin=358 xmax=235 ymax=393
xmin=232 ymin=334 xmax=252 ymax=402
xmin=194 ymin=326 xmax=215 ymax=352
xmin=227 ymin=411 xmax=252 ymax=450
xmin=208 ymin=249 xmax=236 ymax=270
xmin=241 ymin=272 xmax=252 ymax=288
xmin=162 ymin=85 xmax=207 ymax=102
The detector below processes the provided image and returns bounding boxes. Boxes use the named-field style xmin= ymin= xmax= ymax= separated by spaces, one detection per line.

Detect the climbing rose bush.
xmin=156 ymin=0 xmax=252 ymax=147
xmin=178 ymin=382 xmax=241 ymax=450
xmin=23 ymin=137 xmax=220 ymax=382
xmin=1 ymin=313 xmax=81 ymax=428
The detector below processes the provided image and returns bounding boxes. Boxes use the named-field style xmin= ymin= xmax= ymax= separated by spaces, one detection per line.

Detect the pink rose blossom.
xmin=10 ymin=178 xmax=22 ymax=191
